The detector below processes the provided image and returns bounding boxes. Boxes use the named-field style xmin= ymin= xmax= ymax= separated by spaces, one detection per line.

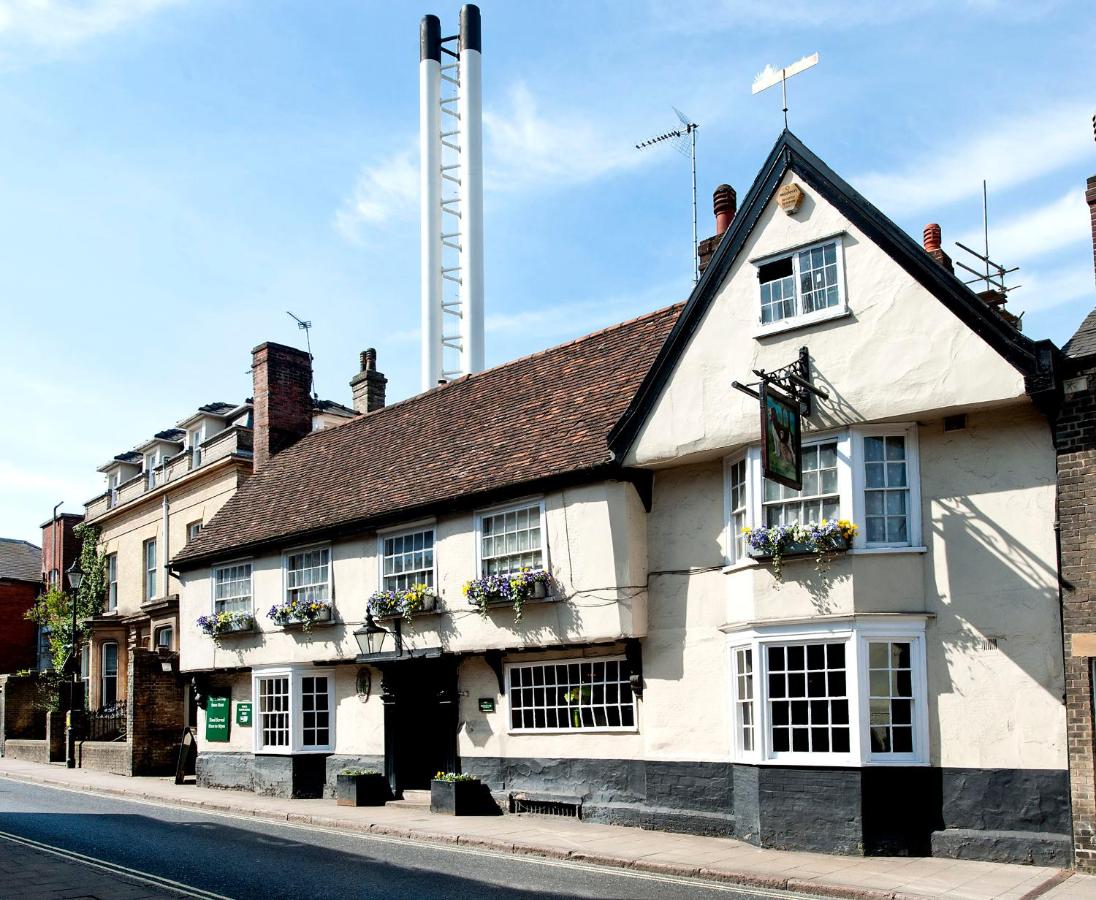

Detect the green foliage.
xmin=24 ymin=523 xmax=106 ymax=674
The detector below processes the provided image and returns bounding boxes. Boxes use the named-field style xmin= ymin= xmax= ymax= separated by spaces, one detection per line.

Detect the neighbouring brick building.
xmin=39 ymin=512 xmax=84 ymax=670
xmin=1059 ymin=174 xmax=1096 ymax=871
xmin=0 ymin=538 xmax=43 ymax=675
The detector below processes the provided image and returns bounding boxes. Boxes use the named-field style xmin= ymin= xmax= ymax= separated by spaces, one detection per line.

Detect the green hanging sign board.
xmin=236 ymin=702 xmax=253 ymax=727
xmin=205 ymin=696 xmax=231 ymax=742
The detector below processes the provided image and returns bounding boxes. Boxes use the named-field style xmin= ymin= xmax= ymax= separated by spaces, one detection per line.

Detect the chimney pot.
xmin=713 ymin=184 xmax=737 ymax=235
xmin=923 ymin=223 xmax=942 ymax=252
xmin=350 ymin=348 xmax=387 ymax=414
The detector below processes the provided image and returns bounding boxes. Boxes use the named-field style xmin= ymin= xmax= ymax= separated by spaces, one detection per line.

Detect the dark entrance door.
xmin=382 ymin=657 xmax=458 ymax=793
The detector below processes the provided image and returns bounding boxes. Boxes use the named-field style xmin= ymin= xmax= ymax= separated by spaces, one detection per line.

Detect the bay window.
xmin=253 ymin=666 xmax=334 ymax=753
xmin=724 ymin=424 xmax=921 ymax=560
xmin=728 ymin=620 xmax=928 ymax=765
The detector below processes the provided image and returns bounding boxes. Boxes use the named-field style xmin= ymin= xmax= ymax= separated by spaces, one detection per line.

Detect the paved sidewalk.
xmin=0 ymin=757 xmax=1091 ymax=900
xmin=0 ymin=829 xmax=192 ymax=899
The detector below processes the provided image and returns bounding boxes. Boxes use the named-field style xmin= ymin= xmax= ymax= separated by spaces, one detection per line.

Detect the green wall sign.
xmin=236 ymin=702 xmax=253 ymax=727
xmin=205 ymin=696 xmax=231 ymax=742
xmin=478 ymin=698 xmax=495 ymax=713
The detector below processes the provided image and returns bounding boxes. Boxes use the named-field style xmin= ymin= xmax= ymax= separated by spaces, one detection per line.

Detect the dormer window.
xmin=145 ymin=452 xmax=160 ymax=489
xmin=188 ymin=427 xmax=204 ymax=468
xmin=107 ymin=470 xmax=121 ymax=507
xmin=756 ymin=238 xmax=845 ymax=330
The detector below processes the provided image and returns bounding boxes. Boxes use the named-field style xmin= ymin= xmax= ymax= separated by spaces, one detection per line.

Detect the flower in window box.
xmin=196 ymin=611 xmax=254 ymax=641
xmin=743 ymin=520 xmax=857 ymax=581
xmin=366 ymin=583 xmax=437 ymax=628
xmin=266 ymin=597 xmax=333 ymax=632
xmin=463 ymin=568 xmax=554 ymax=624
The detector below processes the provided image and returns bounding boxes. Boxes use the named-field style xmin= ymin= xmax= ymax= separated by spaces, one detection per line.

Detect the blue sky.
xmin=1 ymin=0 xmax=1093 ymax=545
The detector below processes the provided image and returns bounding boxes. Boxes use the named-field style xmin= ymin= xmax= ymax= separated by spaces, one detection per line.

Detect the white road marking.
xmin=0 ymin=775 xmax=822 ymax=899
xmin=0 ymin=827 xmax=231 ymax=900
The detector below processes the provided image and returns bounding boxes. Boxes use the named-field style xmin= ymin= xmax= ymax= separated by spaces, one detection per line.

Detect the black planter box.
xmin=431 ymin=779 xmax=485 ymax=815
xmin=336 ymin=773 xmax=391 ymax=807
xmin=746 ymin=535 xmax=849 ymax=560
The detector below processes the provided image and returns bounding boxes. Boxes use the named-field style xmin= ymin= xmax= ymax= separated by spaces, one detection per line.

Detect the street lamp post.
xmin=64 ymin=558 xmax=84 ymax=769
xmin=352 ymin=611 xmax=402 ymax=660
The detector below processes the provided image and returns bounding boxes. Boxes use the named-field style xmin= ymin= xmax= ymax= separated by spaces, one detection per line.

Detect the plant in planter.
xmin=196 ymin=611 xmax=254 ymax=641
xmin=430 ymin=772 xmax=482 ymax=815
xmin=267 ymin=596 xmax=332 ymax=633
xmin=336 ymin=769 xmax=390 ymax=807
xmin=463 ymin=568 xmax=554 ymax=624
xmin=743 ymin=519 xmax=858 ymax=581
xmin=366 ymin=583 xmax=437 ymax=628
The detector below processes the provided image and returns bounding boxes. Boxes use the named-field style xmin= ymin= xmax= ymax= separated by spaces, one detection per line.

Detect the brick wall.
xmin=0 ymin=580 xmax=40 ymax=674
xmin=127 ymin=648 xmax=185 ymax=775
xmin=1059 ymin=356 xmax=1096 ymax=871
xmin=40 ymin=514 xmax=83 ymax=587
xmin=0 ymin=673 xmax=46 ymax=749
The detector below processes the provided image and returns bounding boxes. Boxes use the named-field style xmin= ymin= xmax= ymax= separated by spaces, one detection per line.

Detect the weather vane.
xmin=752 ymin=53 xmax=819 ymax=129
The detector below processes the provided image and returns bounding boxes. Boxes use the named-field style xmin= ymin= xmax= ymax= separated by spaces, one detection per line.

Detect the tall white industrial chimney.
xmin=420 ymin=4 xmax=485 ymax=391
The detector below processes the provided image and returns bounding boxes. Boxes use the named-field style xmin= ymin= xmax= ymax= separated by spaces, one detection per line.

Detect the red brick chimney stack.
xmin=1086 ymin=175 xmax=1096 ymax=289
xmin=698 ymin=184 xmax=737 ymax=275
xmin=350 ymin=348 xmax=388 ymax=415
xmin=922 ymin=223 xmax=954 ymax=274
xmin=252 ymin=342 xmax=313 ymax=471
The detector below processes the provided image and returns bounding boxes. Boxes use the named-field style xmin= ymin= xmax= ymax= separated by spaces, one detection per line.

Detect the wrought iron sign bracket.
xmin=731 ymin=346 xmax=828 ymax=418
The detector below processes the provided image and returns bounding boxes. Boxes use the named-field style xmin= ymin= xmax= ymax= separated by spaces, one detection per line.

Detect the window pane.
xmin=509 ymin=658 xmax=634 ymax=732
xmin=480 ymin=505 xmax=544 ymax=576
xmin=767 ymin=640 xmax=849 ymax=755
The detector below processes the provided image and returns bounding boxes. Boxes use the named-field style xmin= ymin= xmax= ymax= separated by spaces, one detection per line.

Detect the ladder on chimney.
xmin=438 ymin=35 xmax=465 ymax=380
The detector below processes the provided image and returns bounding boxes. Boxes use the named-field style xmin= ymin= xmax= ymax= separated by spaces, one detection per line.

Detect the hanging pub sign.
xmin=733 ymin=347 xmax=829 ymax=494
xmin=761 ymin=383 xmax=803 ymax=491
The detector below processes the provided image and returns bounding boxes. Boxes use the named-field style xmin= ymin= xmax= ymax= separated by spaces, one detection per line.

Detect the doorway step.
xmin=387 ymin=789 xmax=431 ymax=809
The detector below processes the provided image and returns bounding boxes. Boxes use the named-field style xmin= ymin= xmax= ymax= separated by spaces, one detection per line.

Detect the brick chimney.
xmin=350 ymin=348 xmax=388 ymax=414
xmin=1087 ymin=175 xmax=1096 ymax=289
xmin=252 ymin=342 xmax=313 ymax=470
xmin=922 ymin=223 xmax=954 ymax=274
xmin=697 ymin=184 xmax=737 ymax=275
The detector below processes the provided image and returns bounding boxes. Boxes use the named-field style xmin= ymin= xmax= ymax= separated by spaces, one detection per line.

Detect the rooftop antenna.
xmin=752 ymin=52 xmax=819 ymax=129
xmin=636 ymin=107 xmax=701 ymax=283
xmin=286 ymin=310 xmax=318 ymax=400
xmin=954 ymin=180 xmax=1022 ymax=301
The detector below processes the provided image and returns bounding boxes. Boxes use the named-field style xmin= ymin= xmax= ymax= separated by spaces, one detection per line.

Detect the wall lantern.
xmin=353 ymin=611 xmax=403 ymax=662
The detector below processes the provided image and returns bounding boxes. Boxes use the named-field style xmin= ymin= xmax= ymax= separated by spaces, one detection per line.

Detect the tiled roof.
xmin=1064 ymin=307 xmax=1096 ymax=358
xmin=198 ymin=402 xmax=237 ymax=415
xmin=174 ymin=304 xmax=683 ymax=567
xmin=0 ymin=539 xmax=41 ymax=583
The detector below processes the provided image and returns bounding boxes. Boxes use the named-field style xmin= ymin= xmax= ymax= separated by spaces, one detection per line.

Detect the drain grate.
xmin=512 ymin=796 xmax=580 ymax=818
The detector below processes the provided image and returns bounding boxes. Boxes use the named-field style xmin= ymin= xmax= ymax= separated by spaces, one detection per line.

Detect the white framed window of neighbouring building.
xmin=753 ymin=236 xmax=848 ymax=333
xmin=505 ymin=657 xmax=637 ymax=733
xmin=212 ymin=560 xmax=252 ymax=615
xmin=106 ymin=553 xmax=118 ymax=611
xmin=477 ymin=499 xmax=546 ymax=576
xmin=143 ymin=538 xmax=157 ymax=601
xmin=252 ymin=666 xmax=334 ymax=754
xmin=726 ymin=618 xmax=929 ymax=766
xmin=283 ymin=545 xmax=331 ymax=606
xmin=723 ymin=424 xmax=922 ymax=561
xmin=379 ymin=523 xmax=435 ymax=591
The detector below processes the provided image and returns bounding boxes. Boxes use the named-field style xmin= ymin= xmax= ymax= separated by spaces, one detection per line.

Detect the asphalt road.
xmin=0 ymin=778 xmax=821 ymax=900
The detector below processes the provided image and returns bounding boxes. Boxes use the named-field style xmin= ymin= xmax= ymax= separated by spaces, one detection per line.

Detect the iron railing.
xmin=85 ymin=701 xmax=127 ymax=742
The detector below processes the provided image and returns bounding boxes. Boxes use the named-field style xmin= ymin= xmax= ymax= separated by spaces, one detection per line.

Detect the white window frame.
xmin=723 ymin=453 xmax=753 ymax=564
xmin=850 ymin=424 xmax=921 ymax=550
xmin=106 ymin=553 xmax=118 ymax=611
xmin=724 ymin=425 xmax=922 ymax=561
xmin=155 ymin=624 xmax=174 ymax=650
xmin=474 ymin=498 xmax=549 ymax=577
xmin=504 ymin=655 xmax=638 ymax=735
xmin=282 ymin=544 xmax=332 ymax=606
xmin=145 ymin=451 xmax=161 ymax=489
xmin=251 ymin=665 xmax=335 ymax=754
xmin=101 ymin=641 xmax=119 ymax=708
xmin=187 ymin=521 xmax=203 ymax=544
xmin=377 ymin=520 xmax=437 ymax=592
xmin=727 ymin=618 xmax=929 ymax=767
xmin=752 ymin=235 xmax=849 ymax=335
xmin=143 ymin=538 xmax=157 ymax=601
xmin=210 ymin=559 xmax=253 ymax=616
xmin=188 ymin=427 xmax=204 ymax=468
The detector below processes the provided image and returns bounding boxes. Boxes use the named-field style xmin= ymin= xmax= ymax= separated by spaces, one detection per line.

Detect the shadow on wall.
xmin=930 ymin=493 xmax=1062 ymax=712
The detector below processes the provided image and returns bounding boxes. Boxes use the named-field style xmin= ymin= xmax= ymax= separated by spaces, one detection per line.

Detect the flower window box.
xmin=197 ymin=612 xmax=254 ymax=640
xmin=742 ymin=520 xmax=857 ymax=581
xmin=366 ymin=584 xmax=438 ymax=626
xmin=463 ymin=568 xmax=555 ymax=624
xmin=267 ymin=598 xmax=333 ymax=632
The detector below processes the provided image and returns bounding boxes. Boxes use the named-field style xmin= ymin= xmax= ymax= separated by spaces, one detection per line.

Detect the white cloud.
xmin=334 ymin=145 xmax=418 ymax=242
xmin=1012 ymin=264 xmax=1093 ymax=316
xmin=0 ymin=0 xmax=181 ymax=54
xmin=483 ymin=82 xmax=648 ymax=194
xmin=852 ymin=103 xmax=1092 ymax=218
xmin=954 ymin=189 xmax=1090 ymax=266
xmin=336 ymin=80 xmax=656 ymax=240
